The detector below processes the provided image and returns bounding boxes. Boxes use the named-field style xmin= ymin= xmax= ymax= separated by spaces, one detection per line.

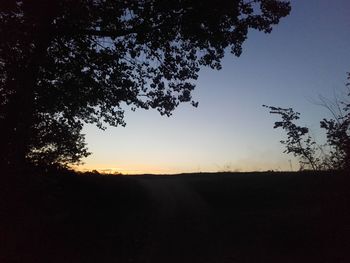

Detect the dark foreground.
xmin=1 ymin=171 xmax=350 ymax=263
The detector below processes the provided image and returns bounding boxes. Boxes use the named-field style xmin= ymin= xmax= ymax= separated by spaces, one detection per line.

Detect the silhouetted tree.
xmin=263 ymin=105 xmax=320 ymax=170
xmin=1 ymin=0 xmax=291 ymax=169
xmin=264 ymin=72 xmax=350 ymax=171
xmin=319 ymin=73 xmax=350 ymax=170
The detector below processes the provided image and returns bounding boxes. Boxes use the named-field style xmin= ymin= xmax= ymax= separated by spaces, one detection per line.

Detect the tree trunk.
xmin=1 ymin=57 xmax=40 ymax=171
xmin=1 ymin=17 xmax=55 ymax=172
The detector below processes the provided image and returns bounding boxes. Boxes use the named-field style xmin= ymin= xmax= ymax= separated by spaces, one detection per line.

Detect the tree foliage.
xmin=319 ymin=74 xmax=350 ymax=170
xmin=0 ymin=0 xmax=291 ymax=168
xmin=264 ymin=72 xmax=350 ymax=171
xmin=263 ymin=105 xmax=320 ymax=170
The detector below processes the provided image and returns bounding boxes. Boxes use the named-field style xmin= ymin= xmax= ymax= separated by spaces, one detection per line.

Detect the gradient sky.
xmin=79 ymin=0 xmax=350 ymax=174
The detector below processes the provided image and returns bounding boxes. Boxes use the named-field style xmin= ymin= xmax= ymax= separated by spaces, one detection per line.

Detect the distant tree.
xmin=1 ymin=0 xmax=291 ymax=169
xmin=264 ymin=72 xmax=350 ymax=171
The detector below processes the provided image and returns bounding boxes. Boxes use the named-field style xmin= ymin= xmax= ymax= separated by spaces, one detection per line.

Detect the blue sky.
xmin=79 ymin=0 xmax=350 ymax=174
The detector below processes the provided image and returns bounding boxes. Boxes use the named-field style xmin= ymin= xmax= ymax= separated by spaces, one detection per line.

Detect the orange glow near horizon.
xmin=74 ymin=156 xmax=295 ymax=175
xmin=74 ymin=166 xmax=172 ymax=175
xmin=73 ymin=162 xmax=179 ymax=175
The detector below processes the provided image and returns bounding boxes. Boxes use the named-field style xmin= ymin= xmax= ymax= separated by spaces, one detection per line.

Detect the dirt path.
xmin=134 ymin=176 xmax=218 ymax=263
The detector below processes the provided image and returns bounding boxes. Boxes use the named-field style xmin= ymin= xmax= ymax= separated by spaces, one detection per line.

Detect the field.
xmin=1 ymin=171 xmax=350 ymax=262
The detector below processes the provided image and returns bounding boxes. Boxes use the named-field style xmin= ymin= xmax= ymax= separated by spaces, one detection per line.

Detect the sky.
xmin=79 ymin=0 xmax=350 ymax=174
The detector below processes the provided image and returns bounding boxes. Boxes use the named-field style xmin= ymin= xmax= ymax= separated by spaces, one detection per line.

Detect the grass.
xmin=1 ymin=170 xmax=349 ymax=262
xmin=187 ymin=171 xmax=350 ymax=262
xmin=1 ymin=170 xmax=151 ymax=263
